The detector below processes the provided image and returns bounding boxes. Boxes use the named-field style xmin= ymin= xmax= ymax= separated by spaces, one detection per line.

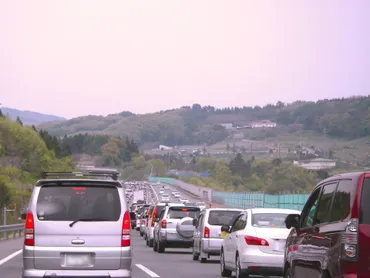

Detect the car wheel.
xmin=220 ymin=250 xmax=232 ymax=277
xmin=153 ymin=239 xmax=158 ymax=252
xmin=284 ymin=267 xmax=292 ymax=278
xmin=192 ymin=245 xmax=199 ymax=261
xmin=158 ymin=241 xmax=165 ymax=253
xmin=235 ymin=254 xmax=248 ymax=278
xmin=149 ymin=239 xmax=154 ymax=247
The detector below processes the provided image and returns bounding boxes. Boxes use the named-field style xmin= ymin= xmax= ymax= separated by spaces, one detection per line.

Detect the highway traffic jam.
xmin=1 ymin=169 xmax=368 ymax=278
xmin=125 ymin=181 xmax=299 ymax=278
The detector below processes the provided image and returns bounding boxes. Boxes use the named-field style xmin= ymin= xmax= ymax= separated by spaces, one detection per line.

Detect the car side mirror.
xmin=20 ymin=210 xmax=27 ymax=220
xmin=285 ymin=214 xmax=300 ymax=229
xmin=192 ymin=219 xmax=198 ymax=226
xmin=221 ymin=225 xmax=230 ymax=233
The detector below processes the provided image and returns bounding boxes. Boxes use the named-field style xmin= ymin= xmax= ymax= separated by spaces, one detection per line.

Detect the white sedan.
xmin=220 ymin=208 xmax=300 ymax=278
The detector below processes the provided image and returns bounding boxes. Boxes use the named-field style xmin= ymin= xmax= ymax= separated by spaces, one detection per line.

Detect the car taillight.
xmin=122 ymin=211 xmax=131 ymax=247
xmin=24 ymin=212 xmax=34 ymax=246
xmin=141 ymin=219 xmax=145 ymax=224
xmin=204 ymin=227 xmax=210 ymax=238
xmin=245 ymin=235 xmax=269 ymax=246
xmin=161 ymin=219 xmax=167 ymax=229
xmin=151 ymin=210 xmax=156 ymax=227
xmin=341 ymin=218 xmax=358 ymax=261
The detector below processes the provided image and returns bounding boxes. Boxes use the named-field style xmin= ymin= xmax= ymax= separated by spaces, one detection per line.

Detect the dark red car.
xmin=284 ymin=171 xmax=370 ymax=278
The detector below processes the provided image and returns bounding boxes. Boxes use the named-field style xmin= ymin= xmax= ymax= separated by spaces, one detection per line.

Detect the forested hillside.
xmin=149 ymin=153 xmax=326 ymax=194
xmin=0 ymin=112 xmax=73 ymax=218
xmin=0 ymin=110 xmax=141 ymax=220
xmin=1 ymin=107 xmax=66 ymax=125
xmin=39 ymin=95 xmax=370 ymax=145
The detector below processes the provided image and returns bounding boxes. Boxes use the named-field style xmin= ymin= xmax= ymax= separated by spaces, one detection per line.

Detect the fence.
xmin=212 ymin=191 xmax=309 ymax=211
xmin=148 ymin=176 xmax=309 ymax=210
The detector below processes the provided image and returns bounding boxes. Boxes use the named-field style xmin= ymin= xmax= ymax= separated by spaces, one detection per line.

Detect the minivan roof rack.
xmin=40 ymin=171 xmax=120 ymax=181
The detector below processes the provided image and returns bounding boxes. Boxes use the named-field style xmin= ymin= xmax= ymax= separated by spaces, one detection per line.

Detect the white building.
xmin=220 ymin=123 xmax=234 ymax=130
xmin=159 ymin=145 xmax=173 ymax=150
xmin=251 ymin=120 xmax=277 ymax=128
xmin=294 ymin=158 xmax=336 ymax=170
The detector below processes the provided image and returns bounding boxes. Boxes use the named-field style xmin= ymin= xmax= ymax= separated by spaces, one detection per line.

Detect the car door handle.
xmin=71 ymin=239 xmax=85 ymax=245
xmin=235 ymin=235 xmax=238 ymax=238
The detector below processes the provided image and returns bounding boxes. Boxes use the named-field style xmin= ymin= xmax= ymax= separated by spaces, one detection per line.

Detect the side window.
xmin=238 ymin=213 xmax=247 ymax=230
xmin=330 ymin=180 xmax=353 ymax=222
xmin=301 ymin=188 xmax=321 ymax=228
xmin=230 ymin=215 xmax=243 ymax=233
xmin=197 ymin=215 xmax=203 ymax=231
xmin=159 ymin=210 xmax=165 ymax=220
xmin=314 ymin=182 xmax=338 ymax=225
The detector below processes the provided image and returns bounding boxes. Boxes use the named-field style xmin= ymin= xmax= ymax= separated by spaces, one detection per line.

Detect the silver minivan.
xmin=192 ymin=208 xmax=242 ymax=263
xmin=22 ymin=171 xmax=132 ymax=278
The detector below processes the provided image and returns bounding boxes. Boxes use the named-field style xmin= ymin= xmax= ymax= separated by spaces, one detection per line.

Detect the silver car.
xmin=153 ymin=205 xmax=200 ymax=253
xmin=22 ymin=171 xmax=132 ymax=278
xmin=192 ymin=208 xmax=242 ymax=263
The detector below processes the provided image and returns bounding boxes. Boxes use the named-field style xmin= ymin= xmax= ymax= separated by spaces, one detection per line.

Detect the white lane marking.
xmin=149 ymin=184 xmax=158 ymax=201
xmin=0 ymin=249 xmax=22 ymax=266
xmin=136 ymin=263 xmax=160 ymax=277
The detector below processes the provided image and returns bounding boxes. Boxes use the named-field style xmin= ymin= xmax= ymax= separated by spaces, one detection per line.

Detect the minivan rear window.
xmin=36 ymin=185 xmax=121 ymax=221
xmin=208 ymin=210 xmax=241 ymax=226
xmin=168 ymin=206 xmax=200 ymax=219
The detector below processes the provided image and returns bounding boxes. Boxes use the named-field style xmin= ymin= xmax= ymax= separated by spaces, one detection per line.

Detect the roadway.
xmin=0 ymin=183 xmax=279 ymax=278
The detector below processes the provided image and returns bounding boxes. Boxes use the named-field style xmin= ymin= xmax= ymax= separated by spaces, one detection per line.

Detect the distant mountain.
xmin=38 ymin=95 xmax=370 ymax=145
xmin=1 ymin=107 xmax=66 ymax=125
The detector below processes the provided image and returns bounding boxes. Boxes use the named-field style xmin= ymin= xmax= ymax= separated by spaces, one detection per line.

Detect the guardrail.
xmin=0 ymin=224 xmax=24 ymax=240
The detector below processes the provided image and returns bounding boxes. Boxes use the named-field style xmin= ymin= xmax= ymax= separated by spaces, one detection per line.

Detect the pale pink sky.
xmin=1 ymin=0 xmax=369 ymax=118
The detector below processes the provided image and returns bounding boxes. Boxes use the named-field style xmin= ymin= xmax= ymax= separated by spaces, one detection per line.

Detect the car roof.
xmin=205 ymin=208 xmax=243 ymax=212
xmin=35 ymin=179 xmax=123 ymax=187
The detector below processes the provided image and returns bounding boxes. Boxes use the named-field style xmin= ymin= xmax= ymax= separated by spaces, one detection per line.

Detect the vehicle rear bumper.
xmin=201 ymin=238 xmax=222 ymax=255
xmin=240 ymin=249 xmax=284 ymax=276
xmin=23 ymin=268 xmax=132 ymax=278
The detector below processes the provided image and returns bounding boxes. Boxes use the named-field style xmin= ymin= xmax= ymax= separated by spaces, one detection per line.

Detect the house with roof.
xmin=293 ymin=158 xmax=336 ymax=170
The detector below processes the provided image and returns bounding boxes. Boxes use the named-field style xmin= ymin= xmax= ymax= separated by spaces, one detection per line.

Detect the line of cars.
xmin=133 ymin=182 xmax=301 ymax=277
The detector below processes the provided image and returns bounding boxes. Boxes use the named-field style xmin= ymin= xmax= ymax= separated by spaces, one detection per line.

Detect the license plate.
xmin=66 ymin=254 xmax=91 ymax=267
xmin=275 ymin=241 xmax=285 ymax=251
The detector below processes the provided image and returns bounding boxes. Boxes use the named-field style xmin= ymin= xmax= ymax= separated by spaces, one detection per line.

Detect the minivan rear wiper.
xmin=69 ymin=217 xmax=110 ymax=227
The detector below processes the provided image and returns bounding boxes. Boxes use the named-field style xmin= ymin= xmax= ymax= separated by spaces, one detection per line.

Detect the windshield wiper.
xmin=69 ymin=217 xmax=110 ymax=227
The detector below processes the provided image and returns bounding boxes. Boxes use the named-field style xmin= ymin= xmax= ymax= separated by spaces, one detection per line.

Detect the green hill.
xmin=38 ymin=95 xmax=370 ymax=146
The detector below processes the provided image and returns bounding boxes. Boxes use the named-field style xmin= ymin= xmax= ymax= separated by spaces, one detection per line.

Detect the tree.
xmin=16 ymin=116 xmax=23 ymax=126
xmin=0 ymin=179 xmax=10 ymax=208
xmin=229 ymin=153 xmax=250 ymax=177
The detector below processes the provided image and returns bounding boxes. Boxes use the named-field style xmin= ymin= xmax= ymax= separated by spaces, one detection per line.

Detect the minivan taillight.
xmin=151 ymin=210 xmax=157 ymax=227
xmin=245 ymin=235 xmax=269 ymax=246
xmin=341 ymin=218 xmax=358 ymax=261
xmin=204 ymin=227 xmax=210 ymax=238
xmin=24 ymin=212 xmax=34 ymax=246
xmin=122 ymin=211 xmax=131 ymax=247
xmin=161 ymin=219 xmax=167 ymax=229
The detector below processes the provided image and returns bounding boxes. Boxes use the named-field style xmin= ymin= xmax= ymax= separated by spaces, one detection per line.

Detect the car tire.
xmin=220 ymin=250 xmax=232 ymax=277
xmin=149 ymin=239 xmax=154 ymax=247
xmin=158 ymin=241 xmax=165 ymax=253
xmin=284 ymin=267 xmax=292 ymax=278
xmin=235 ymin=254 xmax=248 ymax=278
xmin=140 ymin=231 xmax=144 ymax=237
xmin=192 ymin=245 xmax=199 ymax=261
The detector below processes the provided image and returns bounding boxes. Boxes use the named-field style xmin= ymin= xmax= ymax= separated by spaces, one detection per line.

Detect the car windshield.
xmin=208 ymin=210 xmax=241 ymax=225
xmin=36 ymin=185 xmax=121 ymax=221
xmin=251 ymin=213 xmax=289 ymax=228
xmin=167 ymin=207 xmax=200 ymax=219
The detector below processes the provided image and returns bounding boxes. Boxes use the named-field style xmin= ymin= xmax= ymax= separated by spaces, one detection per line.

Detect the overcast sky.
xmin=1 ymin=0 xmax=369 ymax=119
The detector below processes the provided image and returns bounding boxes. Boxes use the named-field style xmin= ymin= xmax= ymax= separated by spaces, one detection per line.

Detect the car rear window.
xmin=130 ymin=212 xmax=136 ymax=220
xmin=360 ymin=178 xmax=370 ymax=224
xmin=207 ymin=210 xmax=241 ymax=226
xmin=168 ymin=206 xmax=200 ymax=219
xmin=36 ymin=185 xmax=121 ymax=221
xmin=162 ymin=194 xmax=169 ymax=197
xmin=252 ymin=213 xmax=289 ymax=228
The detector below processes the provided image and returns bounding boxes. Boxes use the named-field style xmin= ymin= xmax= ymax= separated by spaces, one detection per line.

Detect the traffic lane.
xmin=0 ymin=233 xmax=159 ymax=278
xmin=0 ymin=237 xmax=23 ymax=261
xmin=134 ymin=230 xmax=281 ymax=278
xmin=154 ymin=183 xmax=198 ymax=203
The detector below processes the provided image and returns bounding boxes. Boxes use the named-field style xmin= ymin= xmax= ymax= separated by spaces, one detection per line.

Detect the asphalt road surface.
xmin=0 ymin=183 xmax=280 ymax=278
